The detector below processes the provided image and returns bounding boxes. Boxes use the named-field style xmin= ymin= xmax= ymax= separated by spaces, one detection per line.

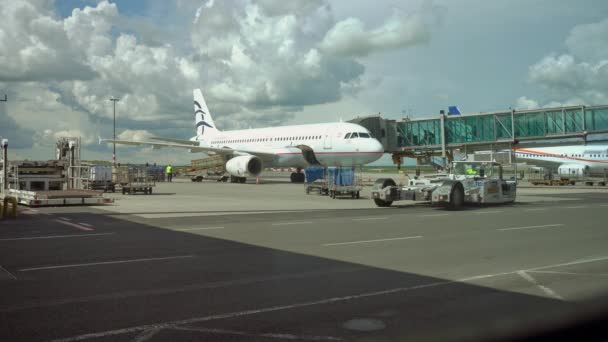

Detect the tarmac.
xmin=1 ymin=173 xmax=608 ymax=341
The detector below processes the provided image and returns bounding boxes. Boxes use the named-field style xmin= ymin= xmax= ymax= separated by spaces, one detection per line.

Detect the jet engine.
xmin=225 ymin=155 xmax=263 ymax=178
xmin=558 ymin=164 xmax=589 ymax=177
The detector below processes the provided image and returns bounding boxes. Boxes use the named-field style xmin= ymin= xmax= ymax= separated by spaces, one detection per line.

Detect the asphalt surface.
xmin=1 ymin=185 xmax=608 ymax=341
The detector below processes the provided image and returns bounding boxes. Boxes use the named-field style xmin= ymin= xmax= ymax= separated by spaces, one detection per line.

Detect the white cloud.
xmin=565 ymin=18 xmax=608 ymax=62
xmin=519 ymin=17 xmax=608 ymax=107
xmin=319 ymin=10 xmax=431 ymax=57
xmin=515 ymin=96 xmax=540 ymax=110
xmin=1 ymin=0 xmax=437 ymax=162
xmin=0 ymin=0 xmax=98 ymax=81
xmin=117 ymin=129 xmax=154 ymax=142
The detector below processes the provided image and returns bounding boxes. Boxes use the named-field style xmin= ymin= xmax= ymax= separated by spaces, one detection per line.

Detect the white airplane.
xmin=512 ymin=145 xmax=608 ymax=177
xmin=102 ymin=89 xmax=384 ymax=183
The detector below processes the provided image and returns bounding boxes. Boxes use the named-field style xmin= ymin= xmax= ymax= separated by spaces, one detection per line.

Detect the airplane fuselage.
xmin=195 ymin=122 xmax=384 ymax=168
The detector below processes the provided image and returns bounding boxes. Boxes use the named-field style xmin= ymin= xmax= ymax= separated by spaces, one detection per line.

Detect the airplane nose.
xmin=372 ymin=139 xmax=384 ymax=153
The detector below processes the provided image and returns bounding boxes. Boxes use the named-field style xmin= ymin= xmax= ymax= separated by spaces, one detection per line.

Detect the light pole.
xmin=109 ymin=97 xmax=119 ymax=165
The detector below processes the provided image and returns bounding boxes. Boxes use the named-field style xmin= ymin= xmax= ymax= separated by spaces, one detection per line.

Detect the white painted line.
xmin=323 ymin=236 xmax=422 ymax=247
xmin=131 ymin=328 xmax=161 ymax=342
xmin=564 ymin=206 xmax=585 ymax=209
xmin=0 ymin=233 xmax=114 ymax=241
xmin=175 ymin=226 xmax=224 ymax=231
xmin=523 ymin=208 xmax=547 ymax=212
xmin=271 ymin=221 xmax=313 ymax=226
xmin=417 ymin=213 xmax=449 ymax=218
xmin=527 ymin=255 xmax=608 ymax=272
xmin=527 ymin=270 xmax=608 ymax=277
xmin=56 ymin=219 xmax=93 ymax=231
xmin=498 ymin=224 xmax=564 ymax=231
xmin=59 ymin=217 xmax=71 ymax=221
xmin=475 ymin=210 xmax=503 ymax=215
xmin=172 ymin=326 xmax=341 ymax=341
xmin=0 ymin=265 xmax=17 ymax=280
xmin=78 ymin=222 xmax=93 ymax=228
xmin=45 ymin=254 xmax=608 ymax=342
xmin=1 ymin=267 xmax=365 ymax=313
xmin=352 ymin=216 xmax=388 ymax=221
xmin=48 ymin=278 xmax=454 ymax=342
xmin=599 ymin=204 xmax=608 ymax=207
xmin=19 ymin=255 xmax=195 ymax=272
xmin=516 ymin=271 xmax=563 ymax=300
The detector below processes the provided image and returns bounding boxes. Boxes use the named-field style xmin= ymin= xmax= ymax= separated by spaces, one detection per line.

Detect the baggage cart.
xmin=113 ymin=166 xmax=156 ymax=195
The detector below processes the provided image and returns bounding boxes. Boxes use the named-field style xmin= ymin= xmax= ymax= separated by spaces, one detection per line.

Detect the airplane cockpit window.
xmin=344 ymin=133 xmax=351 ymax=139
xmin=359 ymin=132 xmax=370 ymax=138
xmin=350 ymin=132 xmax=359 ymax=139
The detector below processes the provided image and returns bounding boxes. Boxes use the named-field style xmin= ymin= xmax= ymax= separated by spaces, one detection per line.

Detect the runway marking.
xmin=18 ymin=255 xmax=195 ymax=272
xmin=417 ymin=213 xmax=449 ymax=218
xmin=175 ymin=226 xmax=224 ymax=231
xmin=131 ymin=328 xmax=161 ymax=342
xmin=47 ymin=255 xmax=608 ymax=342
xmin=474 ymin=210 xmax=503 ymax=215
xmin=351 ymin=216 xmax=388 ymax=221
xmin=599 ymin=204 xmax=608 ymax=207
xmin=0 ymin=233 xmax=114 ymax=241
xmin=1 ymin=268 xmax=365 ymax=313
xmin=172 ymin=325 xmax=342 ymax=341
xmin=59 ymin=217 xmax=72 ymax=221
xmin=523 ymin=208 xmax=547 ymax=212
xmin=322 ymin=236 xmax=422 ymax=247
xmin=527 ymin=255 xmax=608 ymax=272
xmin=0 ymin=265 xmax=17 ymax=280
xmin=527 ymin=270 xmax=608 ymax=277
xmin=497 ymin=224 xmax=564 ymax=231
xmin=56 ymin=219 xmax=93 ymax=231
xmin=272 ymin=221 xmax=313 ymax=226
xmin=516 ymin=271 xmax=563 ymax=300
xmin=78 ymin=222 xmax=93 ymax=228
xmin=563 ymin=206 xmax=585 ymax=209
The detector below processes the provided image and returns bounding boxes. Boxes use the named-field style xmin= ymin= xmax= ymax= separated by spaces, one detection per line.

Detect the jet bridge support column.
xmin=1 ymin=139 xmax=7 ymax=193
xmin=68 ymin=140 xmax=75 ymax=190
xmin=440 ymin=111 xmax=447 ymax=169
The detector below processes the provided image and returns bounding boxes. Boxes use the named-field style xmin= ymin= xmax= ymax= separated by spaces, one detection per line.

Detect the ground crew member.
xmin=465 ymin=167 xmax=477 ymax=175
xmin=166 ymin=164 xmax=173 ymax=182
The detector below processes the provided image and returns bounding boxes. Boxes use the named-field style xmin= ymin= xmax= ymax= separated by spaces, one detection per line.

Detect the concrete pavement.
xmin=1 ymin=183 xmax=607 ymax=341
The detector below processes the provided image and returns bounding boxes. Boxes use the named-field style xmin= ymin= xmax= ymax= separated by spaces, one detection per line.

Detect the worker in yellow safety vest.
xmin=465 ymin=167 xmax=477 ymax=175
xmin=165 ymin=164 xmax=173 ymax=182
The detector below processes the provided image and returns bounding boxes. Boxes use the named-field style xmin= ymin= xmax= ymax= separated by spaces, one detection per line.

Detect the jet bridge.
xmin=351 ymin=104 xmax=608 ymax=167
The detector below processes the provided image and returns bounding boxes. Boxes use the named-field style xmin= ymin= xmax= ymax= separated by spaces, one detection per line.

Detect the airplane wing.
xmin=100 ymin=138 xmax=278 ymax=160
xmin=151 ymin=137 xmax=199 ymax=146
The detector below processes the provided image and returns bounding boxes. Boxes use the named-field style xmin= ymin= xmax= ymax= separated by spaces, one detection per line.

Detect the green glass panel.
xmin=564 ymin=109 xmax=583 ymax=133
xmin=544 ymin=110 xmax=563 ymax=135
xmin=514 ymin=111 xmax=545 ymax=137
xmin=585 ymin=108 xmax=608 ymax=131
xmin=495 ymin=113 xmax=513 ymax=139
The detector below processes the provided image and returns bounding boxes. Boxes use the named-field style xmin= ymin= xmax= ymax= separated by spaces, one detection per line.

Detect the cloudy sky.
xmin=1 ymin=0 xmax=607 ymax=164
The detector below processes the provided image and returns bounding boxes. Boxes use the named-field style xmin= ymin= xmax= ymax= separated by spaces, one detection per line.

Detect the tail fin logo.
xmin=194 ymin=100 xmax=214 ymax=134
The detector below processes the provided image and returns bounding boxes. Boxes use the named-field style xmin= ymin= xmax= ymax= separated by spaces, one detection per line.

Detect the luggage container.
xmin=304 ymin=166 xmax=362 ymax=199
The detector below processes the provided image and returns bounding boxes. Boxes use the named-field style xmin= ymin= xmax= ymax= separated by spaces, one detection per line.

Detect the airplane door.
xmin=323 ymin=128 xmax=332 ymax=149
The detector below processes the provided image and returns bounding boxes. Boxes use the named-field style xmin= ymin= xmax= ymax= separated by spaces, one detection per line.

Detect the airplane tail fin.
xmin=193 ymin=89 xmax=219 ymax=138
xmin=448 ymin=106 xmax=461 ymax=115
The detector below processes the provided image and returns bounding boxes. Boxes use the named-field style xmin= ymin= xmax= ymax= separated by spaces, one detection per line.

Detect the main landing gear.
xmin=290 ymin=168 xmax=305 ymax=183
